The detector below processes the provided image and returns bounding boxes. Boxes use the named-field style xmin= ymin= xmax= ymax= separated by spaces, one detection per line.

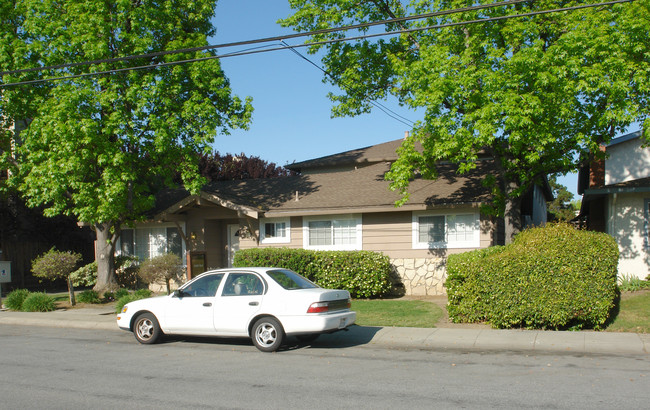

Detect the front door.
xmin=227 ymin=224 xmax=240 ymax=268
xmin=164 ymin=273 xmax=224 ymax=334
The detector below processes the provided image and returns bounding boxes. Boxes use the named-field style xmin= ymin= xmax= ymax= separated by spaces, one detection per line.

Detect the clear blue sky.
xmin=210 ymin=1 xmax=587 ymax=197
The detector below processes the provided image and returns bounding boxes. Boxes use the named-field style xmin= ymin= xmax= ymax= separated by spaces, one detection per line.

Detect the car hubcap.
xmin=256 ymin=323 xmax=276 ymax=346
xmin=137 ymin=319 xmax=153 ymax=340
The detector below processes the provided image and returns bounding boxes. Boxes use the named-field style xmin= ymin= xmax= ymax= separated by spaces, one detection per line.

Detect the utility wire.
xmin=0 ymin=0 xmax=533 ymax=77
xmin=0 ymin=0 xmax=635 ymax=88
xmin=280 ymin=40 xmax=416 ymax=128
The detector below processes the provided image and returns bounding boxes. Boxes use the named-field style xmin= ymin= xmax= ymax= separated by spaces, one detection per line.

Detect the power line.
xmin=0 ymin=0 xmax=533 ymax=77
xmin=0 ymin=0 xmax=635 ymax=88
xmin=280 ymin=41 xmax=416 ymax=128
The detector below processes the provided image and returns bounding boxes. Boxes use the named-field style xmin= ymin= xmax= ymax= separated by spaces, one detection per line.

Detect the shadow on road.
xmin=155 ymin=325 xmax=381 ymax=352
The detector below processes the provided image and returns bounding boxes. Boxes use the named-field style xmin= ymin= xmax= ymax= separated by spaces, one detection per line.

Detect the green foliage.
xmin=21 ymin=292 xmax=56 ymax=312
xmin=234 ymin=248 xmax=392 ymax=298
xmin=1 ymin=0 xmax=253 ymax=290
xmin=115 ymin=289 xmax=153 ymax=314
xmin=4 ymin=289 xmax=30 ymax=311
xmin=138 ymin=254 xmax=184 ymax=295
xmin=77 ymin=290 xmax=101 ymax=304
xmin=115 ymin=256 xmax=143 ymax=289
xmin=281 ymin=1 xmax=650 ymax=215
xmin=31 ymin=248 xmax=81 ymax=281
xmin=70 ymin=262 xmax=97 ymax=287
xmin=446 ymin=223 xmax=619 ymax=330
xmin=134 ymin=289 xmax=153 ymax=298
xmin=547 ymin=175 xmax=578 ymax=221
xmin=115 ymin=288 xmax=130 ymax=299
xmin=618 ymin=274 xmax=650 ymax=292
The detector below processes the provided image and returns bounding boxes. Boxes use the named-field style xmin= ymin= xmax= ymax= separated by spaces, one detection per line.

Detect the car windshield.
xmin=267 ymin=269 xmax=318 ymax=290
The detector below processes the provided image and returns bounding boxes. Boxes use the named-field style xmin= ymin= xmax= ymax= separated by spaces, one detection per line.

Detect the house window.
xmin=413 ymin=212 xmax=480 ymax=249
xmin=303 ymin=215 xmax=362 ymax=250
xmin=118 ymin=225 xmax=185 ymax=262
xmin=260 ymin=218 xmax=291 ymax=244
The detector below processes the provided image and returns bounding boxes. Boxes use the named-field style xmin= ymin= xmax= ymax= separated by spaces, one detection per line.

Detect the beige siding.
xmin=362 ymin=210 xmax=492 ymax=258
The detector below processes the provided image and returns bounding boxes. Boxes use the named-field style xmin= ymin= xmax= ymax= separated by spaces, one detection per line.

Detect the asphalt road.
xmin=1 ymin=325 xmax=649 ymax=409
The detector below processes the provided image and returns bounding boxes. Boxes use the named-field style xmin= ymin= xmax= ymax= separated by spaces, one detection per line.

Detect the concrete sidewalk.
xmin=1 ymin=307 xmax=648 ymax=355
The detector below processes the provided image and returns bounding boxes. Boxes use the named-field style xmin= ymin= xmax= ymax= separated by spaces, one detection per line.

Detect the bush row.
xmin=4 ymin=288 xmax=151 ymax=313
xmin=446 ymin=223 xmax=619 ymax=330
xmin=233 ymin=248 xmax=392 ymax=298
xmin=4 ymin=289 xmax=56 ymax=312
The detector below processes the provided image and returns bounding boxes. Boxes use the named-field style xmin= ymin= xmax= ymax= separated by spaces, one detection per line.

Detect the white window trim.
xmin=412 ymin=211 xmax=480 ymax=249
xmin=116 ymin=222 xmax=186 ymax=264
xmin=259 ymin=217 xmax=291 ymax=244
xmin=302 ymin=214 xmax=363 ymax=251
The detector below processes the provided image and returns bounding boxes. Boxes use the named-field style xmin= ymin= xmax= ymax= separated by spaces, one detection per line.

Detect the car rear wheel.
xmin=252 ymin=317 xmax=284 ymax=352
xmin=133 ymin=313 xmax=162 ymax=344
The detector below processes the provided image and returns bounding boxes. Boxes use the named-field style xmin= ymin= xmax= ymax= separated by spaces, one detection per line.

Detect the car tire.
xmin=133 ymin=312 xmax=162 ymax=344
xmin=296 ymin=334 xmax=320 ymax=343
xmin=252 ymin=317 xmax=284 ymax=352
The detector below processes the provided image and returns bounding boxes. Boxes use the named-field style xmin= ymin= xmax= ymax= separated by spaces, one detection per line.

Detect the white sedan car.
xmin=117 ymin=267 xmax=356 ymax=352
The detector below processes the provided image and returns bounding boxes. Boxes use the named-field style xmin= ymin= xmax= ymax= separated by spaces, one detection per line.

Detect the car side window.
xmin=182 ymin=273 xmax=223 ymax=297
xmin=222 ymin=273 xmax=264 ymax=296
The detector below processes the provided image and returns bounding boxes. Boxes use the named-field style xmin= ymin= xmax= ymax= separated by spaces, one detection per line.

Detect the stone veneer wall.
xmin=391 ymin=257 xmax=447 ymax=296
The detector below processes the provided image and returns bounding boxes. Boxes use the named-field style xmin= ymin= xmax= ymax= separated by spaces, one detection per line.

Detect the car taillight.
xmin=307 ymin=301 xmax=329 ymax=313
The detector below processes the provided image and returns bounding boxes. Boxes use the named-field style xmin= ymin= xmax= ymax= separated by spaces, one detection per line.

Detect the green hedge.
xmin=446 ymin=223 xmax=619 ymax=330
xmin=5 ymin=289 xmax=31 ymax=311
xmin=233 ymin=248 xmax=392 ymax=298
xmin=21 ymin=292 xmax=57 ymax=312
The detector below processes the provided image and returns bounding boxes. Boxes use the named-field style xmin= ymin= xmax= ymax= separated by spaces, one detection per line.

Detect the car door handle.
xmin=249 ymin=302 xmax=259 ymax=306
xmin=203 ymin=302 xmax=212 ymax=307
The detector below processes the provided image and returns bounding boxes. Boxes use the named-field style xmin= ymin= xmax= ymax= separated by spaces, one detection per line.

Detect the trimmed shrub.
xmin=70 ymin=262 xmax=97 ymax=287
xmin=115 ymin=288 xmax=129 ymax=299
xmin=77 ymin=290 xmax=101 ymax=304
xmin=134 ymin=289 xmax=153 ymax=298
xmin=22 ymin=292 xmax=56 ymax=312
xmin=115 ymin=256 xmax=143 ymax=289
xmin=446 ymin=223 xmax=619 ymax=330
xmin=234 ymin=248 xmax=392 ymax=298
xmin=5 ymin=289 xmax=31 ymax=311
xmin=32 ymin=247 xmax=82 ymax=305
xmin=233 ymin=248 xmax=316 ymax=274
xmin=115 ymin=290 xmax=153 ymax=314
xmin=138 ymin=253 xmax=184 ymax=295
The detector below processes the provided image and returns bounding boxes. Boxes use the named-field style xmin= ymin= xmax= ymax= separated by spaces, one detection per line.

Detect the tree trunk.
xmin=67 ymin=276 xmax=76 ymax=306
xmin=93 ymin=222 xmax=119 ymax=293
xmin=503 ymin=179 xmax=523 ymax=244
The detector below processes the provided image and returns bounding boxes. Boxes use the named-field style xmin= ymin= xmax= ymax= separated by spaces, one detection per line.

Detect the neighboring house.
xmin=577 ymin=130 xmax=650 ymax=279
xmin=118 ymin=138 xmax=551 ymax=295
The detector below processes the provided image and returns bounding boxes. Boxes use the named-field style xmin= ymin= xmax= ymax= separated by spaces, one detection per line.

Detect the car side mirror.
xmin=173 ymin=289 xmax=184 ymax=298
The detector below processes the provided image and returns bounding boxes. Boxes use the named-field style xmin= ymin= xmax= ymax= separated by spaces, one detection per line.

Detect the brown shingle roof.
xmin=286 ymin=139 xmax=411 ymax=172
xmin=194 ymin=160 xmax=495 ymax=216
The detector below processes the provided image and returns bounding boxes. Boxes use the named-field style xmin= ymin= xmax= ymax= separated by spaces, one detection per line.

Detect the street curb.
xmin=1 ymin=310 xmax=648 ymax=355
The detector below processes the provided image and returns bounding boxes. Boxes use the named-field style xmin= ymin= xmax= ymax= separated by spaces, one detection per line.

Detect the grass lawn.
xmin=352 ymin=299 xmax=444 ymax=328
xmin=605 ymin=291 xmax=650 ymax=333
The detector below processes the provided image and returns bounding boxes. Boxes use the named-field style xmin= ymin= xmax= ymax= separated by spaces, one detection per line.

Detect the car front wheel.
xmin=252 ymin=317 xmax=284 ymax=352
xmin=133 ymin=312 xmax=162 ymax=344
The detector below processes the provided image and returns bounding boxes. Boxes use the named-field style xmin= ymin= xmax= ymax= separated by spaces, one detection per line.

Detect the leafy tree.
xmin=1 ymin=0 xmax=253 ymax=292
xmin=198 ymin=152 xmax=295 ymax=181
xmin=281 ymin=0 xmax=650 ymax=242
xmin=547 ymin=175 xmax=578 ymax=221
xmin=31 ymin=247 xmax=82 ymax=305
xmin=138 ymin=253 xmax=184 ymax=295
